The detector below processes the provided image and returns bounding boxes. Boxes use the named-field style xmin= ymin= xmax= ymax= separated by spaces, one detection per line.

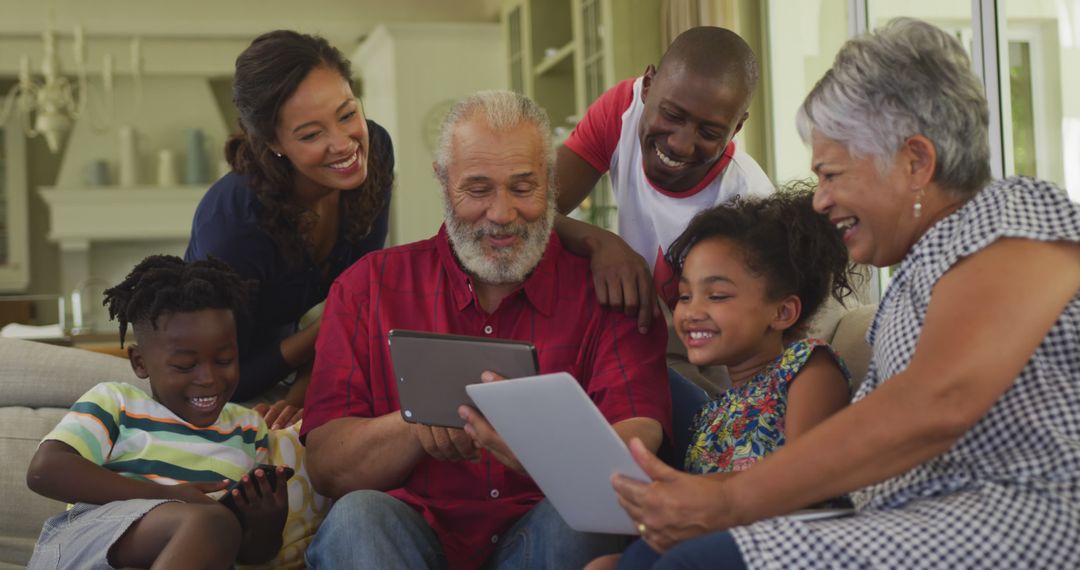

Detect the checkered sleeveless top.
xmin=729 ymin=177 xmax=1080 ymax=568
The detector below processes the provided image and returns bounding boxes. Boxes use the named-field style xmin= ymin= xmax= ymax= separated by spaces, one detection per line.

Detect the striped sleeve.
xmin=44 ymin=383 xmax=269 ymax=484
xmin=215 ymin=403 xmax=270 ymax=471
xmin=42 ymin=382 xmax=126 ymax=465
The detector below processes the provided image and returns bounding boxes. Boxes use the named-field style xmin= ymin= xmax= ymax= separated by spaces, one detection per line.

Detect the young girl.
xmin=672 ymin=185 xmax=857 ymax=477
xmin=589 ymin=185 xmax=858 ymax=570
xmin=26 ymin=255 xmax=290 ymax=569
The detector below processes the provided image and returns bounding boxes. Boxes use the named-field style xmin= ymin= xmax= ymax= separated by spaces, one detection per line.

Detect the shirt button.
xmin=491 ymin=535 xmax=499 ymax=544
xmin=483 ymin=325 xmax=493 ymax=334
xmin=489 ymin=489 xmax=500 ymax=498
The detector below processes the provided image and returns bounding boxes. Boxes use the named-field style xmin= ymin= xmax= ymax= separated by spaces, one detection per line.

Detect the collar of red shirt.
xmin=435 ymin=224 xmax=560 ymax=317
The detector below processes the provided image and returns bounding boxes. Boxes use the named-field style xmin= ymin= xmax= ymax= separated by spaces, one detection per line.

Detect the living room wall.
xmin=0 ymin=0 xmax=502 ymax=324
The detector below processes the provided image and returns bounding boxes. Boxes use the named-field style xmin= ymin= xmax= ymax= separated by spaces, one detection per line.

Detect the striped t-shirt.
xmin=44 ymin=382 xmax=269 ymax=485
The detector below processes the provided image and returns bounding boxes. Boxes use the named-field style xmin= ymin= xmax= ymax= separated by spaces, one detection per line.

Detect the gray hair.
xmin=796 ymin=18 xmax=991 ymax=194
xmin=433 ymin=90 xmax=556 ymax=192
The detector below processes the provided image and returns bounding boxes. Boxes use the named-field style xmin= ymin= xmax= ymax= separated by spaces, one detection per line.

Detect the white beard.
xmin=444 ymin=195 xmax=556 ymax=285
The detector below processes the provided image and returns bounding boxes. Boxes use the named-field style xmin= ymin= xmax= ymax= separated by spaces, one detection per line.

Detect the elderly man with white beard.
xmin=300 ymin=90 xmax=671 ymax=570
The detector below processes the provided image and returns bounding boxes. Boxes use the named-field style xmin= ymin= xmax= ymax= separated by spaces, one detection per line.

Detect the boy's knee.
xmin=198 ymin=503 xmax=242 ymax=533
xmin=111 ymin=501 xmax=241 ymax=568
xmin=173 ymin=503 xmax=243 ymax=547
xmin=185 ymin=504 xmax=244 ymax=560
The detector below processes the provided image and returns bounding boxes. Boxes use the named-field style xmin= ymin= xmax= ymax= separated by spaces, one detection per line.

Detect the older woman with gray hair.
xmin=605 ymin=18 xmax=1080 ymax=569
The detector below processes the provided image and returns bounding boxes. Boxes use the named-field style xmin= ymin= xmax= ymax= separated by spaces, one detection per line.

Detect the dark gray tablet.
xmin=388 ymin=329 xmax=539 ymax=428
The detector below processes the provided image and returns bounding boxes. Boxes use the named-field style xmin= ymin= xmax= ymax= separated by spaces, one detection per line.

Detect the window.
xmin=999 ymin=1 xmax=1078 ymax=200
xmin=764 ymin=0 xmax=852 ymax=185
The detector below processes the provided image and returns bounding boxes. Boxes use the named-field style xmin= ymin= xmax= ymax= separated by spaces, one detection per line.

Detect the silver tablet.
xmin=388 ymin=329 xmax=538 ymax=428
xmin=466 ymin=372 xmax=650 ymax=535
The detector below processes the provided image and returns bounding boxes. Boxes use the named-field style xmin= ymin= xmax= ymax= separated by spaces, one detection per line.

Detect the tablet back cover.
xmin=389 ymin=330 xmax=538 ymax=428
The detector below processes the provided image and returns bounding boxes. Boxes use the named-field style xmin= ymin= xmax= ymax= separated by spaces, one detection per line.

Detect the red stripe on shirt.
xmin=564 ymin=77 xmax=637 ymax=173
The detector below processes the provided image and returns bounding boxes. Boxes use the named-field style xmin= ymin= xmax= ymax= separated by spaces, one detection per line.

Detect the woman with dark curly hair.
xmin=185 ymin=30 xmax=393 ymax=428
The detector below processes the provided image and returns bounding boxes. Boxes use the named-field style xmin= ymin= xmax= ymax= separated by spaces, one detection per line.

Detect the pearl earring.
xmin=274 ymin=152 xmax=283 ymax=158
xmin=913 ymin=188 xmax=925 ymax=219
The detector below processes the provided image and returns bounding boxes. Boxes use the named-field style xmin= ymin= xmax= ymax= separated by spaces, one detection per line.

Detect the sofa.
xmin=0 ymin=303 xmax=876 ymax=567
xmin=0 ymin=338 xmax=138 ymax=567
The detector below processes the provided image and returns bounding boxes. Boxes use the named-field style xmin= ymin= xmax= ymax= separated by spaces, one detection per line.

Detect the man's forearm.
xmin=614 ymin=417 xmax=663 ymax=454
xmin=280 ymin=317 xmax=320 ymax=368
xmin=305 ymin=413 xmax=425 ymax=498
xmin=554 ymin=213 xmax=615 ymax=257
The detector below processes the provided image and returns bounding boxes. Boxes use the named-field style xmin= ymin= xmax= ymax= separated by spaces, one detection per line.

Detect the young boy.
xmin=25 ymin=255 xmax=289 ymax=569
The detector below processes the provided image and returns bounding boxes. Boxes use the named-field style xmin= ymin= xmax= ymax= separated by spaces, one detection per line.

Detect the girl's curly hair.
xmin=665 ymin=180 xmax=861 ymax=337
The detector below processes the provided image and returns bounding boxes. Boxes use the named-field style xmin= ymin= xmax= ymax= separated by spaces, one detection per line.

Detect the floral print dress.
xmin=684 ymin=338 xmax=851 ymax=474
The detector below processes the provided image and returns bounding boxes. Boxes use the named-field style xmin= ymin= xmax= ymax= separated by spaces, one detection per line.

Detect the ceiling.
xmin=0 ymin=0 xmax=502 ymax=51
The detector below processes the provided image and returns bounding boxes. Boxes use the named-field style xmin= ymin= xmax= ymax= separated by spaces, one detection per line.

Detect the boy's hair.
xmin=102 ymin=255 xmax=254 ymax=347
xmin=665 ymin=181 xmax=859 ymax=337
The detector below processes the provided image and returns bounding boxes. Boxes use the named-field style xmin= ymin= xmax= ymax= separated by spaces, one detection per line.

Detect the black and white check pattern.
xmin=729 ymin=177 xmax=1080 ymax=568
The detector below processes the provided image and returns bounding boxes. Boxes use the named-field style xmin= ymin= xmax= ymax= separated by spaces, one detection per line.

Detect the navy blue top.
xmin=185 ymin=120 xmax=393 ymax=401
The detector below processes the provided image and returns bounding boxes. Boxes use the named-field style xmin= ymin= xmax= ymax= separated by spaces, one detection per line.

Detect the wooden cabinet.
xmin=503 ymin=0 xmax=576 ymax=132
xmin=503 ymin=0 xmax=662 ymax=230
xmin=504 ymin=0 xmax=662 ymax=133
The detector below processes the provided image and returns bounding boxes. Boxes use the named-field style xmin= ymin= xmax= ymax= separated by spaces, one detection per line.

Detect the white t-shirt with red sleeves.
xmin=565 ymin=76 xmax=775 ymax=302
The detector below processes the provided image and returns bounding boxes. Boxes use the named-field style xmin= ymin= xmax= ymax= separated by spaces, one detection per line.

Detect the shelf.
xmin=38 ymin=185 xmax=206 ymax=244
xmin=533 ymin=40 xmax=575 ymax=76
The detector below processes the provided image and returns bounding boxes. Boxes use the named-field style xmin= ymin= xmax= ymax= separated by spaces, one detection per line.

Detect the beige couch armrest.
xmin=0 ymin=338 xmax=147 ymax=408
xmin=827 ymin=304 xmax=876 ymax=391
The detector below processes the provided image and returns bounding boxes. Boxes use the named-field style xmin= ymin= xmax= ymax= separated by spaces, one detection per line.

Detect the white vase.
xmin=157 ymin=149 xmax=178 ymax=187
xmin=118 ymin=126 xmax=139 ymax=187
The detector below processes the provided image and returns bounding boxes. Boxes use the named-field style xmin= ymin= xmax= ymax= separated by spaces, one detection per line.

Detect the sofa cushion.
xmin=0 ymin=338 xmax=147 ymax=408
xmin=0 ymin=406 xmax=69 ymax=566
xmin=0 ymin=338 xmax=148 ymax=566
xmin=828 ymin=304 xmax=876 ymax=390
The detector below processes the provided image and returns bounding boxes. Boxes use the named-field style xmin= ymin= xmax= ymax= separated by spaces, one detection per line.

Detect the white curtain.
xmin=661 ymin=0 xmax=702 ymax=46
xmin=662 ymin=0 xmax=741 ymax=46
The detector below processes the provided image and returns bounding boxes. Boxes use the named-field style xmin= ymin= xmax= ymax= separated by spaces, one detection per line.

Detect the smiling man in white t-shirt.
xmin=554 ymin=27 xmax=774 ymax=392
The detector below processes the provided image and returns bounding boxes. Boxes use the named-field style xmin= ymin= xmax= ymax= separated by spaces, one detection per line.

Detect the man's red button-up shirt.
xmin=302 ymin=227 xmax=671 ymax=569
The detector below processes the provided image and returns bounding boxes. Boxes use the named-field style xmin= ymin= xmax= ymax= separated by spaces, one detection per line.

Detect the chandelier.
xmin=0 ymin=25 xmax=142 ymax=153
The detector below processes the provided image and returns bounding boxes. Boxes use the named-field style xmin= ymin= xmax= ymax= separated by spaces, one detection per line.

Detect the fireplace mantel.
xmin=39 ymin=186 xmax=203 ymax=247
xmin=38 ymin=185 xmax=205 ymax=305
